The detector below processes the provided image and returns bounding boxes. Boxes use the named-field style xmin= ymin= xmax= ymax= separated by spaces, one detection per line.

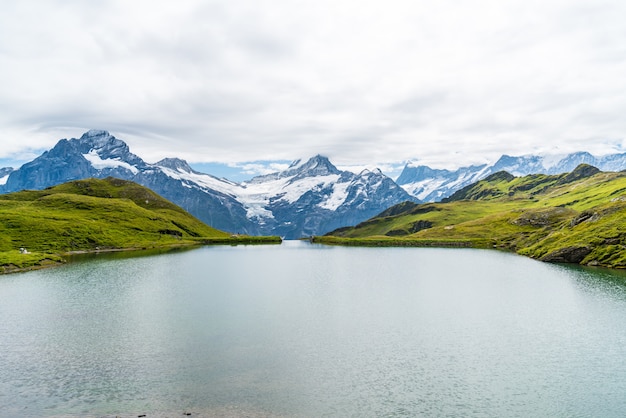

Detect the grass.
xmin=0 ymin=177 xmax=281 ymax=273
xmin=317 ymin=165 xmax=626 ymax=268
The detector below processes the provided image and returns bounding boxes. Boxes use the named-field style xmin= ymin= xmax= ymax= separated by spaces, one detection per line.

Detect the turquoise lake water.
xmin=1 ymin=241 xmax=626 ymax=417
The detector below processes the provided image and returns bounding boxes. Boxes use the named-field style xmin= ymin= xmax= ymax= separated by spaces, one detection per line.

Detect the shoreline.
xmin=311 ymin=236 xmax=626 ymax=270
xmin=1 ymin=236 xmax=282 ymax=275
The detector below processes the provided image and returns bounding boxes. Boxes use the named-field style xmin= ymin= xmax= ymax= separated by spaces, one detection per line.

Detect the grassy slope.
xmin=317 ymin=165 xmax=626 ymax=268
xmin=0 ymin=177 xmax=279 ymax=272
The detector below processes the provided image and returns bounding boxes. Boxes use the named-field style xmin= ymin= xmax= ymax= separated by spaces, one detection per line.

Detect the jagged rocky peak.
xmin=79 ymin=129 xmax=114 ymax=147
xmin=81 ymin=129 xmax=112 ymax=139
xmin=156 ymin=157 xmax=194 ymax=173
xmin=77 ymin=130 xmax=148 ymax=170
xmin=396 ymin=164 xmax=433 ymax=184
xmin=75 ymin=129 xmax=130 ymax=159
xmin=250 ymin=155 xmax=341 ymax=184
xmin=292 ymin=155 xmax=340 ymax=176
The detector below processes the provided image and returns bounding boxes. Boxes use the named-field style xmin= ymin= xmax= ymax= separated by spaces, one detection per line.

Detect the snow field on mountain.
xmin=83 ymin=150 xmax=139 ymax=174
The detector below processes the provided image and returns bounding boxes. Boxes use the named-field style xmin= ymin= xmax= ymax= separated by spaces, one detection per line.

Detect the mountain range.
xmin=0 ymin=130 xmax=416 ymax=238
xmin=396 ymin=151 xmax=626 ymax=202
xmin=2 ymin=130 xmax=626 ymax=238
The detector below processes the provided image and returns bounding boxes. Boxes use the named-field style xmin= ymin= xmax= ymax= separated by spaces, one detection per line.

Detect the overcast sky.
xmin=1 ymin=0 xmax=626 ymax=178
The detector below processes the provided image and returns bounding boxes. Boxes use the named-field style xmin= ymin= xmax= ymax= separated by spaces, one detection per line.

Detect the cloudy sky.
xmin=1 ymin=0 xmax=626 ymax=179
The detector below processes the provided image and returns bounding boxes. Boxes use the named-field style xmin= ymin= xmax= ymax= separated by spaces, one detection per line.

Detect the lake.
xmin=1 ymin=241 xmax=626 ymax=417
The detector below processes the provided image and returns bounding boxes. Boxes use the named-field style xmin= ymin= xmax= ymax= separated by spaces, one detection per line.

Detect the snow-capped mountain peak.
xmin=234 ymin=155 xmax=416 ymax=236
xmin=288 ymin=155 xmax=340 ymax=184
xmin=289 ymin=155 xmax=338 ymax=176
xmin=246 ymin=155 xmax=340 ymax=185
xmin=74 ymin=130 xmax=146 ymax=174
xmin=156 ymin=158 xmax=195 ymax=173
xmin=295 ymin=155 xmax=339 ymax=175
xmin=78 ymin=130 xmax=126 ymax=156
xmin=80 ymin=129 xmax=114 ymax=144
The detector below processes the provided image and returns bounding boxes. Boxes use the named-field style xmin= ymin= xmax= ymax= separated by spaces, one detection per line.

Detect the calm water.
xmin=1 ymin=241 xmax=626 ymax=417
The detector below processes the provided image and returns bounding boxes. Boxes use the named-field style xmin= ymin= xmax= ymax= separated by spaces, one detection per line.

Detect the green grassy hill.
xmin=317 ymin=164 xmax=626 ymax=268
xmin=0 ymin=177 xmax=279 ymax=273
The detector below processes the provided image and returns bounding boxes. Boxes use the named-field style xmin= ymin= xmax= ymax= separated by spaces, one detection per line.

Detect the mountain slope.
xmin=0 ymin=131 xmax=417 ymax=238
xmin=0 ymin=177 xmax=278 ymax=273
xmin=319 ymin=164 xmax=626 ymax=268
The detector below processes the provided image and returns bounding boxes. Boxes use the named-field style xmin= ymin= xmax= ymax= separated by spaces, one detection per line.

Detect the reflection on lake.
xmin=1 ymin=241 xmax=626 ymax=417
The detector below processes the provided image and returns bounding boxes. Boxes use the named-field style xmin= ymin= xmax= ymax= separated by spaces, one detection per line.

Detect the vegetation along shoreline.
xmin=0 ymin=177 xmax=280 ymax=274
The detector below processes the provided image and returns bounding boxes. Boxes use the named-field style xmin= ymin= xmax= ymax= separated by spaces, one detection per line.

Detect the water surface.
xmin=1 ymin=241 xmax=626 ymax=417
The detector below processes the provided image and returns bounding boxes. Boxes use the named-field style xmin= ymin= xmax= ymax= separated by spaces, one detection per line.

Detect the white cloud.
xmin=1 ymin=0 xmax=626 ymax=170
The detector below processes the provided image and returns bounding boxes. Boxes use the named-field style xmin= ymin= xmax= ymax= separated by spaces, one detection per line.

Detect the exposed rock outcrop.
xmin=540 ymin=246 xmax=592 ymax=263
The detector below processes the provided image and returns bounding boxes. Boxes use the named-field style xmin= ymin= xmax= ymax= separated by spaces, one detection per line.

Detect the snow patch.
xmin=282 ymin=174 xmax=341 ymax=204
xmin=159 ymin=166 xmax=240 ymax=197
xmin=237 ymin=172 xmax=344 ymax=219
xmin=83 ymin=150 xmax=138 ymax=174
xmin=245 ymin=204 xmax=275 ymax=221
xmin=160 ymin=165 xmax=279 ymax=221
xmin=243 ymin=174 xmax=341 ymax=205
xmin=0 ymin=174 xmax=9 ymax=185
xmin=319 ymin=181 xmax=350 ymax=210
